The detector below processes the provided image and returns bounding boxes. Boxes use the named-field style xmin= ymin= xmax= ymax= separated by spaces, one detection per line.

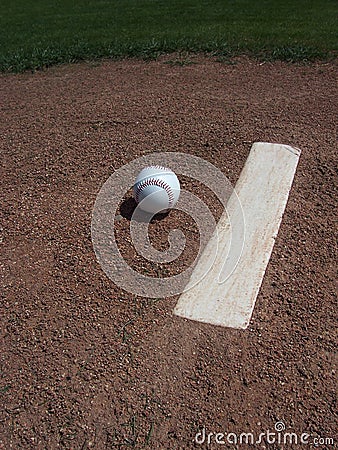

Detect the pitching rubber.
xmin=174 ymin=142 xmax=301 ymax=329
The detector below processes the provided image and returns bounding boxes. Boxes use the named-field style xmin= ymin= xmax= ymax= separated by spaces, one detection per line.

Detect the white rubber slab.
xmin=174 ymin=142 xmax=301 ymax=329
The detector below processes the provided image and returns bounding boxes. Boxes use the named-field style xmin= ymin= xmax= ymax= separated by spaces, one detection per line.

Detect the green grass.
xmin=0 ymin=0 xmax=337 ymax=72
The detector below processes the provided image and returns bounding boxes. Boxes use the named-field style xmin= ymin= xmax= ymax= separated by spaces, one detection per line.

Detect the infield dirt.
xmin=0 ymin=55 xmax=337 ymax=449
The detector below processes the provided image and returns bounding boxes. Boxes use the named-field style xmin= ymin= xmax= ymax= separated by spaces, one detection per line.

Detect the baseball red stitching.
xmin=135 ymin=177 xmax=175 ymax=207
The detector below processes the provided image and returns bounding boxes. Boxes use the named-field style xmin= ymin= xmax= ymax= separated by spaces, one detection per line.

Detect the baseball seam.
xmin=135 ymin=178 xmax=175 ymax=208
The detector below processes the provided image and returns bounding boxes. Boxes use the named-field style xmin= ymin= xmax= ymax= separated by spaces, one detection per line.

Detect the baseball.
xmin=133 ymin=165 xmax=180 ymax=214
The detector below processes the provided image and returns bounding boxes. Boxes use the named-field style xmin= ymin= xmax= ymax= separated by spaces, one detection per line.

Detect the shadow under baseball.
xmin=119 ymin=197 xmax=170 ymax=223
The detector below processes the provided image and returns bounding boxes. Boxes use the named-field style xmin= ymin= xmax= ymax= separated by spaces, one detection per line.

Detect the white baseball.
xmin=133 ymin=165 xmax=180 ymax=214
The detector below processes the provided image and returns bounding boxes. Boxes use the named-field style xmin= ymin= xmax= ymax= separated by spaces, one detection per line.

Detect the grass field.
xmin=0 ymin=0 xmax=337 ymax=71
